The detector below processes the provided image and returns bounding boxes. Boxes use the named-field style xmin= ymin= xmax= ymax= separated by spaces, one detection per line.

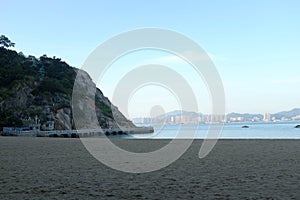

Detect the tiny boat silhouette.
xmin=242 ymin=125 xmax=249 ymax=128
xmin=295 ymin=125 xmax=300 ymax=128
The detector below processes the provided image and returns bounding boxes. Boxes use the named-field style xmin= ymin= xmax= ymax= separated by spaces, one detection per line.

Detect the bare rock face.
xmin=72 ymin=70 xmax=135 ymax=130
xmin=72 ymin=70 xmax=100 ymax=129
xmin=55 ymin=108 xmax=72 ymax=130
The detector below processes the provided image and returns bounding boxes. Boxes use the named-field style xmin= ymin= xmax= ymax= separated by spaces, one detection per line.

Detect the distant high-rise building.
xmin=263 ymin=113 xmax=271 ymax=121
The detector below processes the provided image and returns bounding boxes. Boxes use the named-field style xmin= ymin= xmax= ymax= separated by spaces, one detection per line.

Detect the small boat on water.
xmin=295 ymin=125 xmax=300 ymax=128
xmin=242 ymin=125 xmax=249 ymax=128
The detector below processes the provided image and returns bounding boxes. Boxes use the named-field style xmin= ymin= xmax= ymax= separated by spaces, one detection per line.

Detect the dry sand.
xmin=0 ymin=137 xmax=299 ymax=199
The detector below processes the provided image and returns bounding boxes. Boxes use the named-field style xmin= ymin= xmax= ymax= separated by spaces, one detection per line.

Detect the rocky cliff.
xmin=0 ymin=47 xmax=135 ymax=130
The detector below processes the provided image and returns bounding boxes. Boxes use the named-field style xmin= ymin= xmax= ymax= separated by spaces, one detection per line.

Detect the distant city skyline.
xmin=131 ymin=108 xmax=300 ymax=125
xmin=1 ymin=1 xmax=300 ymax=116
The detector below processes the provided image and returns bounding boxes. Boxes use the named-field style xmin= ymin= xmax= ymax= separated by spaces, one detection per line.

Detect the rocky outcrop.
xmin=72 ymin=70 xmax=135 ymax=130
xmin=1 ymin=77 xmax=135 ymax=130
xmin=55 ymin=108 xmax=72 ymax=130
xmin=0 ymin=48 xmax=135 ymax=130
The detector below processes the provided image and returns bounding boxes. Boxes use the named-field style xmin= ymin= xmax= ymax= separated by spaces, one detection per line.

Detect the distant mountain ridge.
xmin=272 ymin=108 xmax=300 ymax=119
xmin=157 ymin=108 xmax=300 ymax=119
xmin=227 ymin=108 xmax=300 ymax=121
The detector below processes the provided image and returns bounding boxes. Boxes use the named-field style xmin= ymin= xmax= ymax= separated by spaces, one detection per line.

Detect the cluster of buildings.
xmin=132 ymin=112 xmax=300 ymax=126
xmin=132 ymin=114 xmax=226 ymax=125
xmin=3 ymin=115 xmax=55 ymax=133
xmin=228 ymin=113 xmax=300 ymax=123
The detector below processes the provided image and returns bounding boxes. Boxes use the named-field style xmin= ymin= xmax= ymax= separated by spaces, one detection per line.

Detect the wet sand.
xmin=0 ymin=137 xmax=299 ymax=199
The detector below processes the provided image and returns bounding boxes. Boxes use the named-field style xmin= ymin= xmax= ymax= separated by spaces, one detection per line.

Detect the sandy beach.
xmin=0 ymin=137 xmax=299 ymax=199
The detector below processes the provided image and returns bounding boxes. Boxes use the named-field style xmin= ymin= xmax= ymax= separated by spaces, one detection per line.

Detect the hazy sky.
xmin=1 ymin=0 xmax=300 ymax=117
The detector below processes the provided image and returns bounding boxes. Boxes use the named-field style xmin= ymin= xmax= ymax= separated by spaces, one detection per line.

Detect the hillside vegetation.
xmin=0 ymin=37 xmax=134 ymax=130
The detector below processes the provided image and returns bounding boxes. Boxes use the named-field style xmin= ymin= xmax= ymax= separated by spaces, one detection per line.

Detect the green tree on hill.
xmin=0 ymin=35 xmax=15 ymax=48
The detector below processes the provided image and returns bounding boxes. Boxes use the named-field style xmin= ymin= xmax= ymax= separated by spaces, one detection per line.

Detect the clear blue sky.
xmin=1 ymin=0 xmax=300 ymax=116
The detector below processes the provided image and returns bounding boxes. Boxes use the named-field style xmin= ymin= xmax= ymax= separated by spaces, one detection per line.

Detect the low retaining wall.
xmin=1 ymin=127 xmax=154 ymax=138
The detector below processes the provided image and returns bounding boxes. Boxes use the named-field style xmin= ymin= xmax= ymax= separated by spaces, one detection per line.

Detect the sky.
xmin=1 ymin=0 xmax=300 ymax=117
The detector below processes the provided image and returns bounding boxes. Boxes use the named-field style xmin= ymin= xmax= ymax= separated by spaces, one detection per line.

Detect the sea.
xmin=124 ymin=122 xmax=300 ymax=139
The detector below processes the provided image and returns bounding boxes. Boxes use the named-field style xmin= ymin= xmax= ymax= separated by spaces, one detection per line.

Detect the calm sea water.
xmin=130 ymin=122 xmax=300 ymax=139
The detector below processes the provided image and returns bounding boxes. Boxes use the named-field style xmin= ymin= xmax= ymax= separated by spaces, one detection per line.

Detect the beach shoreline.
xmin=0 ymin=137 xmax=299 ymax=199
